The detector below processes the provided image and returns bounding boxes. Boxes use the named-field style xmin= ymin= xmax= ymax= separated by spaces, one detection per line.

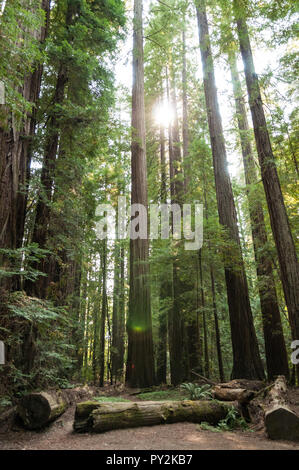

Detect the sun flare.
xmin=154 ymin=101 xmax=175 ymax=127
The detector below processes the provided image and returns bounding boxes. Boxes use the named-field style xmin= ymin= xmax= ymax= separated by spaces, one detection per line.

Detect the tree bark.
xmin=99 ymin=239 xmax=107 ymax=387
xmin=167 ymin=69 xmax=188 ymax=385
xmin=199 ymin=249 xmax=210 ymax=378
xmin=156 ymin=116 xmax=169 ymax=384
xmin=196 ymin=0 xmax=264 ymax=380
xmin=228 ymin=49 xmax=289 ymax=380
xmin=233 ymin=2 xmax=299 ymax=380
xmin=117 ymin=245 xmax=126 ymax=379
xmin=126 ymin=0 xmax=155 ymax=387
xmin=111 ymin=242 xmax=120 ymax=382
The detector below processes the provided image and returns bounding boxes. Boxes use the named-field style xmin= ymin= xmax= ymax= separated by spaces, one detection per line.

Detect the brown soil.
xmin=0 ymin=386 xmax=298 ymax=451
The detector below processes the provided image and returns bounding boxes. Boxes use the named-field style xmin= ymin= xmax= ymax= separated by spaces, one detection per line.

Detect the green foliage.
xmin=180 ymin=383 xmax=212 ymax=400
xmin=0 ymin=396 xmax=13 ymax=409
xmin=198 ymin=406 xmax=249 ymax=432
xmin=0 ymin=291 xmax=76 ymax=396
xmin=217 ymin=406 xmax=248 ymax=431
xmin=0 ymin=0 xmax=45 ymax=123
xmin=0 ymin=245 xmax=50 ymax=283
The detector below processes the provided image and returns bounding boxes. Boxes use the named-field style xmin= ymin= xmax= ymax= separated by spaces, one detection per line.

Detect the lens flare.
xmin=154 ymin=101 xmax=175 ymax=127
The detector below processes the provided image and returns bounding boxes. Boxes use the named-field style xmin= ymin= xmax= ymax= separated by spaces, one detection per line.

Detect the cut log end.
xmin=263 ymin=376 xmax=299 ymax=442
xmin=18 ymin=392 xmax=67 ymax=430
xmin=17 ymin=386 xmax=96 ymax=430
xmin=265 ymin=406 xmax=299 ymax=442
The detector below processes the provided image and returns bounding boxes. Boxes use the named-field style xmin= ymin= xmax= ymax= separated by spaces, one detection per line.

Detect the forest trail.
xmin=0 ymin=393 xmax=298 ymax=450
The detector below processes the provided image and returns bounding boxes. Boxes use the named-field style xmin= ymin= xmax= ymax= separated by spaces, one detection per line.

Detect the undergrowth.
xmin=198 ymin=406 xmax=249 ymax=433
xmin=180 ymin=383 xmax=212 ymax=400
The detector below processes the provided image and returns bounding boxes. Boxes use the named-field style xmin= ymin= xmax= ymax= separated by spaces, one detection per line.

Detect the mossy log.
xmin=74 ymin=400 xmax=234 ymax=433
xmin=18 ymin=386 xmax=96 ymax=430
xmin=264 ymin=375 xmax=299 ymax=442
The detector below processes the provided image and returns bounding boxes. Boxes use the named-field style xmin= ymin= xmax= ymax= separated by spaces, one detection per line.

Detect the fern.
xmin=198 ymin=406 xmax=249 ymax=432
xmin=180 ymin=383 xmax=212 ymax=400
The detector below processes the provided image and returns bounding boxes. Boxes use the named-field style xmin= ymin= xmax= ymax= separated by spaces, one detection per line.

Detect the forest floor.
xmin=0 ymin=388 xmax=298 ymax=450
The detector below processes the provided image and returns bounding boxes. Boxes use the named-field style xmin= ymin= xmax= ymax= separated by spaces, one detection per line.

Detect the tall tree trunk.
xmin=233 ymin=3 xmax=299 ymax=380
xmin=159 ymin=107 xmax=167 ymax=203
xmin=169 ymin=75 xmax=184 ymax=204
xmin=203 ymin=180 xmax=224 ymax=381
xmin=92 ymin=302 xmax=99 ymax=384
xmin=210 ymin=264 xmax=224 ymax=382
xmin=78 ymin=267 xmax=88 ymax=377
xmin=182 ymin=28 xmax=190 ymax=192
xmin=99 ymin=240 xmax=107 ymax=387
xmin=156 ymin=287 xmax=168 ymax=384
xmin=156 ymin=111 xmax=169 ymax=385
xmin=228 ymin=49 xmax=289 ymax=380
xmin=116 ymin=245 xmax=126 ymax=381
xmin=199 ymin=249 xmax=209 ymax=378
xmin=26 ymin=61 xmax=68 ymax=297
xmin=92 ymin=266 xmax=102 ymax=384
xmin=0 ymin=0 xmax=50 ymax=288
xmin=126 ymin=0 xmax=155 ymax=388
xmin=26 ymin=0 xmax=81 ymax=298
xmin=83 ymin=269 xmax=91 ymax=381
xmin=16 ymin=0 xmax=51 ymax=250
xmin=196 ymin=0 xmax=264 ymax=380
xmin=167 ymin=69 xmax=188 ymax=385
xmin=111 ymin=241 xmax=124 ymax=383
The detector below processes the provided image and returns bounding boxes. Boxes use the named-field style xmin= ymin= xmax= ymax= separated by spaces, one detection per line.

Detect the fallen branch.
xmin=190 ymin=371 xmax=217 ymax=386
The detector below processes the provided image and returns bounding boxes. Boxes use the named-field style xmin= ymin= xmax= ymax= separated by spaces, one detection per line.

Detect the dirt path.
xmin=0 ymin=405 xmax=298 ymax=450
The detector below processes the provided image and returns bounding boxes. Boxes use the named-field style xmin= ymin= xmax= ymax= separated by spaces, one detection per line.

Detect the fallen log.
xmin=264 ymin=375 xmax=299 ymax=442
xmin=18 ymin=385 xmax=96 ymax=430
xmin=214 ymin=379 xmax=264 ymax=391
xmin=213 ymin=386 xmax=255 ymax=404
xmin=212 ymin=379 xmax=265 ymax=404
xmin=74 ymin=399 xmax=234 ymax=433
xmin=17 ymin=391 xmax=67 ymax=430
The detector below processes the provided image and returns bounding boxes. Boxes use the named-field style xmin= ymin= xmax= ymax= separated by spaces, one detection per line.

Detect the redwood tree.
xmin=228 ymin=48 xmax=289 ymax=380
xmin=233 ymin=1 xmax=299 ymax=377
xmin=196 ymin=0 xmax=264 ymax=380
xmin=126 ymin=0 xmax=155 ymax=387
